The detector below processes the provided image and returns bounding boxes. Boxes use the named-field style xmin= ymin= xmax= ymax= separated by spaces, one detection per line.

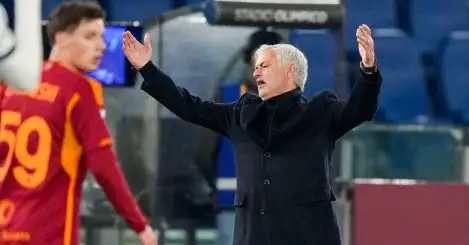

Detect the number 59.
xmin=0 ymin=111 xmax=52 ymax=189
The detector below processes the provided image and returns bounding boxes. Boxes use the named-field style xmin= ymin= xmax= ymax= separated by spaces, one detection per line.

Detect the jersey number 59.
xmin=0 ymin=110 xmax=51 ymax=188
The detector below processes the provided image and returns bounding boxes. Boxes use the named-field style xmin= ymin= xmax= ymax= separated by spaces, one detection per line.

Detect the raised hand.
xmin=123 ymin=31 xmax=152 ymax=69
xmin=356 ymin=24 xmax=375 ymax=67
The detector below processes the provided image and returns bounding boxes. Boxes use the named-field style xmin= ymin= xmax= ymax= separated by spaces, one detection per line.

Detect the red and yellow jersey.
xmin=0 ymin=61 xmax=147 ymax=245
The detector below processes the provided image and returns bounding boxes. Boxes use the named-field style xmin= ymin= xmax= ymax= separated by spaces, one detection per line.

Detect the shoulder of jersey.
xmin=83 ymin=77 xmax=105 ymax=108
xmin=42 ymin=61 xmax=104 ymax=108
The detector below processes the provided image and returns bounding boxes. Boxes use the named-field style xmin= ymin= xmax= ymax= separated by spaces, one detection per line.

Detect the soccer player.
xmin=0 ymin=0 xmax=43 ymax=92
xmin=0 ymin=2 xmax=157 ymax=245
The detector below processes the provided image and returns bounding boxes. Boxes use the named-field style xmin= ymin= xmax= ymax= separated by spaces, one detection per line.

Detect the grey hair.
xmin=254 ymin=44 xmax=308 ymax=91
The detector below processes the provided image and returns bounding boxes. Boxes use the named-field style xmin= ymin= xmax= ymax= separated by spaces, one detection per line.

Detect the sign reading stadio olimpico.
xmin=204 ymin=0 xmax=344 ymax=29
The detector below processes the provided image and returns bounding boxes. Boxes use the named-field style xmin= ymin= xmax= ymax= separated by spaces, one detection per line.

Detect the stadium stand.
xmin=440 ymin=31 xmax=469 ymax=124
xmin=345 ymin=0 xmax=398 ymax=58
xmin=81 ymin=0 xmax=469 ymax=126
xmin=99 ymin=0 xmax=172 ymax=21
xmin=343 ymin=0 xmax=469 ymax=124
xmin=371 ymin=28 xmax=431 ymax=123
xmin=289 ymin=30 xmax=338 ymax=98
xmin=409 ymin=0 xmax=469 ymax=60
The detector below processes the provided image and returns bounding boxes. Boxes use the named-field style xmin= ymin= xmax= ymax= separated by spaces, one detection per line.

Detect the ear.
xmin=287 ymin=63 xmax=296 ymax=79
xmin=54 ymin=32 xmax=69 ymax=48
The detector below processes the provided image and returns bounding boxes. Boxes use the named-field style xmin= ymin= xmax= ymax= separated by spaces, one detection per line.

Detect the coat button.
xmin=264 ymin=152 xmax=271 ymax=158
xmin=260 ymin=209 xmax=266 ymax=215
xmin=263 ymin=179 xmax=271 ymax=185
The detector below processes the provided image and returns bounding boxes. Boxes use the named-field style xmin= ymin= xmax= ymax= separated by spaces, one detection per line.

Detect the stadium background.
xmin=6 ymin=0 xmax=469 ymax=244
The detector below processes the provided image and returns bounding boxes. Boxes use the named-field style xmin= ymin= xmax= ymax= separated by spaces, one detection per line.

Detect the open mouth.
xmin=256 ymin=80 xmax=266 ymax=87
xmin=94 ymin=56 xmax=102 ymax=63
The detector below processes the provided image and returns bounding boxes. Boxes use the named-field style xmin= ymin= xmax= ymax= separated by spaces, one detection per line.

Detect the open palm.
xmin=123 ymin=31 xmax=152 ymax=69
xmin=356 ymin=24 xmax=375 ymax=67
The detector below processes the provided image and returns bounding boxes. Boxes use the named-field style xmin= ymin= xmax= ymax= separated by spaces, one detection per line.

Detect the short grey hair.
xmin=254 ymin=44 xmax=308 ymax=91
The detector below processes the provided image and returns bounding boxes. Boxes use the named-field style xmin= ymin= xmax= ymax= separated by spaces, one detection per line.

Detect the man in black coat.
xmin=123 ymin=24 xmax=381 ymax=245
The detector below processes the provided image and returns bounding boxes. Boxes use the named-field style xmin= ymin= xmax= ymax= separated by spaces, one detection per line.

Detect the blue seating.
xmin=440 ymin=31 xmax=469 ymax=124
xmin=346 ymin=0 xmax=398 ymax=55
xmin=372 ymin=28 xmax=432 ymax=123
xmin=217 ymin=84 xmax=241 ymax=208
xmin=290 ymin=30 xmax=337 ymax=98
xmin=184 ymin=0 xmax=206 ymax=4
xmin=410 ymin=0 xmax=469 ymax=56
xmin=104 ymin=1 xmax=172 ymax=21
xmin=41 ymin=0 xmax=64 ymax=19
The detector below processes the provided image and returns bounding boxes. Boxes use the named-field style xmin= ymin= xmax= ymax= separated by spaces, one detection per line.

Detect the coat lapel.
xmin=240 ymin=100 xmax=263 ymax=130
xmin=239 ymin=89 xmax=306 ymax=148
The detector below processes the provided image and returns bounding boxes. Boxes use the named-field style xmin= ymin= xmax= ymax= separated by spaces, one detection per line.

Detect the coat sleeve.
xmin=326 ymin=65 xmax=382 ymax=138
xmin=138 ymin=61 xmax=234 ymax=136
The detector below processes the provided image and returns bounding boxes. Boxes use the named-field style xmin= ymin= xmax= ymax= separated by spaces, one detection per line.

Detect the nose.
xmin=253 ymin=69 xmax=261 ymax=79
xmin=99 ymin=39 xmax=107 ymax=51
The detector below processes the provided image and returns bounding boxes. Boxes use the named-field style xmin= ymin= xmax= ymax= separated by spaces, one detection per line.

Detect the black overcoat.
xmin=139 ymin=61 xmax=382 ymax=245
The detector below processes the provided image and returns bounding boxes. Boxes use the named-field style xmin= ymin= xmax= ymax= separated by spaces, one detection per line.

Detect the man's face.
xmin=58 ymin=19 xmax=106 ymax=72
xmin=253 ymin=49 xmax=294 ymax=100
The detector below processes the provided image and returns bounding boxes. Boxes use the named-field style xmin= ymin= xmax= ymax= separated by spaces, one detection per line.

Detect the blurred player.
xmin=0 ymin=0 xmax=42 ymax=92
xmin=0 ymin=2 xmax=157 ymax=245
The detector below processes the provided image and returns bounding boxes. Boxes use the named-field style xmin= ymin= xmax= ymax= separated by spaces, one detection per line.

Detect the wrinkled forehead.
xmin=254 ymin=49 xmax=278 ymax=67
